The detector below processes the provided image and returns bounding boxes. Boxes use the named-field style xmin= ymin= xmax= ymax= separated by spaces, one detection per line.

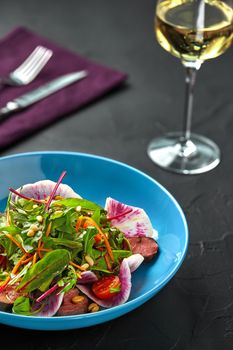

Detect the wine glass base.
xmin=147 ymin=132 xmax=220 ymax=175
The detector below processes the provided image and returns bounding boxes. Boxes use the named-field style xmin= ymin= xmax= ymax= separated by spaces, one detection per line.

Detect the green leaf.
xmin=12 ymin=296 xmax=32 ymax=315
xmin=52 ymin=198 xmax=103 ymax=211
xmin=43 ymin=237 xmax=82 ymax=250
xmin=0 ymin=235 xmax=16 ymax=258
xmin=17 ymin=249 xmax=71 ymax=292
xmin=91 ymin=209 xmax=101 ymax=226
xmin=112 ymin=250 xmax=132 ymax=261
xmin=58 ymin=265 xmax=77 ymax=293
xmin=83 ymin=228 xmax=97 ymax=257
xmin=0 ymin=226 xmax=21 ymax=234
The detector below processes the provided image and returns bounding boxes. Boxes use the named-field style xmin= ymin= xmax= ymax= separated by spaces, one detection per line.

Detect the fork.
xmin=0 ymin=46 xmax=53 ymax=86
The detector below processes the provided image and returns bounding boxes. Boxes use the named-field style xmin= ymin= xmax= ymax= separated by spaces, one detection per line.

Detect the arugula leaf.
xmin=17 ymin=249 xmax=71 ymax=292
xmin=83 ymin=228 xmax=97 ymax=258
xmin=58 ymin=265 xmax=77 ymax=293
xmin=91 ymin=257 xmax=111 ymax=274
xmin=112 ymin=250 xmax=132 ymax=261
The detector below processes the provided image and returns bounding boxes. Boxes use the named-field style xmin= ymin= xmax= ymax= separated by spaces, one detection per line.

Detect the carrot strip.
xmin=75 ymin=215 xmax=84 ymax=231
xmin=0 ymin=252 xmax=29 ymax=292
xmin=37 ymin=248 xmax=52 ymax=252
xmin=37 ymin=243 xmax=43 ymax=259
xmin=0 ymin=276 xmax=11 ymax=291
xmin=12 ymin=254 xmax=28 ymax=274
xmin=33 ymin=252 xmax=37 ymax=265
xmin=45 ymin=222 xmax=52 ymax=237
xmin=5 ymin=233 xmax=26 ymax=253
xmin=69 ymin=261 xmax=83 ymax=270
xmin=104 ymin=253 xmax=112 ymax=271
xmin=21 ymin=255 xmax=34 ymax=264
xmin=81 ymin=217 xmax=114 ymax=261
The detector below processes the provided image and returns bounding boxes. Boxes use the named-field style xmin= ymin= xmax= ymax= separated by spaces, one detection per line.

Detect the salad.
xmin=0 ymin=172 xmax=158 ymax=317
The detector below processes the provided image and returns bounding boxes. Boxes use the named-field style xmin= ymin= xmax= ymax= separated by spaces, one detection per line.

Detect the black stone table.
xmin=0 ymin=0 xmax=233 ymax=349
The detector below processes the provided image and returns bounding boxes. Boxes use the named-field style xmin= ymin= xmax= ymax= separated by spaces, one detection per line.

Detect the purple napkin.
xmin=0 ymin=27 xmax=127 ymax=149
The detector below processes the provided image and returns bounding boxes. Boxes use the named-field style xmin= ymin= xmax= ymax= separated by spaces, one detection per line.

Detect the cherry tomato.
xmin=92 ymin=275 xmax=121 ymax=300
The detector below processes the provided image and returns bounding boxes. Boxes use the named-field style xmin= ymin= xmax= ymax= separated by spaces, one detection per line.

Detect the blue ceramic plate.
xmin=0 ymin=151 xmax=188 ymax=330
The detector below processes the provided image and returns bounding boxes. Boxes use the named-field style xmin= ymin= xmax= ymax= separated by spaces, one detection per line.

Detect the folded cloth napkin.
xmin=0 ymin=27 xmax=127 ymax=149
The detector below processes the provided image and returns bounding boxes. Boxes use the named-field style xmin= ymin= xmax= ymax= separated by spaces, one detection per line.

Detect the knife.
xmin=0 ymin=70 xmax=88 ymax=120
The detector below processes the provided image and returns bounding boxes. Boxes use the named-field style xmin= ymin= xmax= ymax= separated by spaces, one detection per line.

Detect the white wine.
xmin=156 ymin=0 xmax=233 ymax=66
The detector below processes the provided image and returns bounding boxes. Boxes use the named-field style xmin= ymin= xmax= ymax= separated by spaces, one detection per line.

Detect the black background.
xmin=1 ymin=0 xmax=233 ymax=349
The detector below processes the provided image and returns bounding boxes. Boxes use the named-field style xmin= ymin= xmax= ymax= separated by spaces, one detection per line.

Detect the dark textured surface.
xmin=0 ymin=0 xmax=233 ymax=349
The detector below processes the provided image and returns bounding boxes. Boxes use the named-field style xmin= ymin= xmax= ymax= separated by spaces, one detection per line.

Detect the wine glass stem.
xmin=183 ymin=67 xmax=197 ymax=142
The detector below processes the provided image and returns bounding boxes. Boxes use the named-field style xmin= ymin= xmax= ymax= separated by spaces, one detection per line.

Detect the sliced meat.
xmin=0 ymin=285 xmax=25 ymax=304
xmin=127 ymin=236 xmax=158 ymax=261
xmin=57 ymin=288 xmax=89 ymax=316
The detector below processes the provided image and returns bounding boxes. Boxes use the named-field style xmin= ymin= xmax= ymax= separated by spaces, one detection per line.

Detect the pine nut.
xmin=80 ymin=263 xmax=89 ymax=271
xmin=71 ymin=295 xmax=85 ymax=304
xmin=33 ymin=204 xmax=38 ymax=209
xmin=75 ymin=205 xmax=82 ymax=212
xmin=85 ymin=255 xmax=94 ymax=266
xmin=30 ymin=224 xmax=39 ymax=232
xmin=36 ymin=215 xmax=43 ymax=223
xmin=27 ymin=229 xmax=35 ymax=237
xmin=88 ymin=303 xmax=100 ymax=312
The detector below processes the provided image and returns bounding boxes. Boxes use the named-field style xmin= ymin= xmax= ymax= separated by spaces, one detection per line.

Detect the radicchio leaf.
xmin=105 ymin=197 xmax=154 ymax=238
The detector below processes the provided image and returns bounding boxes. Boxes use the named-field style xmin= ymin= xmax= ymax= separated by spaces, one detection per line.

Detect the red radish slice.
xmin=11 ymin=180 xmax=81 ymax=202
xmin=105 ymin=197 xmax=154 ymax=238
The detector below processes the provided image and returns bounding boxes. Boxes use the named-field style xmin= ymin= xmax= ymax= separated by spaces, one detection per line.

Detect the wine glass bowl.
xmin=148 ymin=0 xmax=233 ymax=174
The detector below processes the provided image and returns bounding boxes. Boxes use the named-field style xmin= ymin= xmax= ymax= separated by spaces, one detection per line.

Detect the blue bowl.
xmin=0 ymin=151 xmax=188 ymax=330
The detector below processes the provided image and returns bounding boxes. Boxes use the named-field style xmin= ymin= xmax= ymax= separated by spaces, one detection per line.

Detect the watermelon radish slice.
xmin=77 ymin=254 xmax=144 ymax=308
xmin=11 ymin=180 xmax=81 ymax=202
xmin=78 ymin=271 xmax=98 ymax=284
xmin=35 ymin=292 xmax=64 ymax=317
xmin=105 ymin=197 xmax=154 ymax=238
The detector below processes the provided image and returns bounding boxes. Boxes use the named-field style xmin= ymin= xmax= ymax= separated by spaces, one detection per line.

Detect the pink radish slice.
xmin=78 ymin=271 xmax=98 ymax=284
xmin=35 ymin=292 xmax=64 ymax=317
xmin=11 ymin=180 xmax=81 ymax=202
xmin=105 ymin=197 xmax=154 ymax=238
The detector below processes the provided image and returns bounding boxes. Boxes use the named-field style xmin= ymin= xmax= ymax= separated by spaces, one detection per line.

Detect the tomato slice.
xmin=92 ymin=275 xmax=121 ymax=300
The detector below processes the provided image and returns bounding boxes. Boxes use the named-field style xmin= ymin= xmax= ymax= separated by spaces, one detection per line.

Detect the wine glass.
xmin=148 ymin=0 xmax=233 ymax=174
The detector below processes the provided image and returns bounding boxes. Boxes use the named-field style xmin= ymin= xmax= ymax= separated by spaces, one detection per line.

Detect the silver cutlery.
xmin=0 ymin=46 xmax=53 ymax=86
xmin=0 ymin=70 xmax=88 ymax=119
